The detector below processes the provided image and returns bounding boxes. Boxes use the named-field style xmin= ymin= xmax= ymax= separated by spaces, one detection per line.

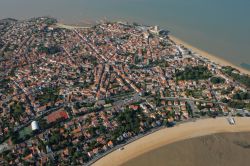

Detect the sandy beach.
xmin=124 ymin=132 xmax=250 ymax=166
xmin=169 ymin=35 xmax=250 ymax=75
xmin=93 ymin=117 xmax=250 ymax=166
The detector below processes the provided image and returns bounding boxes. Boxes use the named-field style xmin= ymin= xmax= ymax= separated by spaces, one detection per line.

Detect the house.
xmin=87 ymin=151 xmax=94 ymax=158
xmin=92 ymin=147 xmax=99 ymax=155
xmin=129 ymin=105 xmax=139 ymax=111
xmin=107 ymin=140 xmax=114 ymax=148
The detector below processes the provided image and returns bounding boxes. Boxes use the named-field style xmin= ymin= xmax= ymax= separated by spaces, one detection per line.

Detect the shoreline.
xmin=56 ymin=22 xmax=250 ymax=75
xmin=169 ymin=35 xmax=250 ymax=75
xmin=93 ymin=117 xmax=250 ymax=166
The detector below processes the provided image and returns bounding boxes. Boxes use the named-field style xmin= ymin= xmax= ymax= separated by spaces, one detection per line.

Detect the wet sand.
xmin=123 ymin=132 xmax=250 ymax=166
xmin=93 ymin=117 xmax=250 ymax=166
xmin=169 ymin=35 xmax=250 ymax=75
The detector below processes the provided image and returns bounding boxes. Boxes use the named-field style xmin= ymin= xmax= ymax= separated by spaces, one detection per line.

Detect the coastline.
xmin=123 ymin=132 xmax=250 ymax=166
xmin=169 ymin=35 xmax=250 ymax=75
xmin=56 ymin=22 xmax=250 ymax=75
xmin=93 ymin=117 xmax=250 ymax=166
xmin=54 ymin=22 xmax=250 ymax=165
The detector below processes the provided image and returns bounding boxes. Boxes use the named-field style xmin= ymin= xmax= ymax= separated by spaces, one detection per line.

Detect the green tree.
xmin=210 ymin=76 xmax=225 ymax=84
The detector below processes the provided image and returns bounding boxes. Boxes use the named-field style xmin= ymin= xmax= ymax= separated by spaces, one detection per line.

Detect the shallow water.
xmin=0 ymin=0 xmax=249 ymax=70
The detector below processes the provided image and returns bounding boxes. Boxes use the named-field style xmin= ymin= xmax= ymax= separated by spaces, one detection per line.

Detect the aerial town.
xmin=0 ymin=17 xmax=249 ymax=165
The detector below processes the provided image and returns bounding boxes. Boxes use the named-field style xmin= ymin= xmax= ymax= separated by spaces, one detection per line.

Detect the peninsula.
xmin=0 ymin=17 xmax=249 ymax=165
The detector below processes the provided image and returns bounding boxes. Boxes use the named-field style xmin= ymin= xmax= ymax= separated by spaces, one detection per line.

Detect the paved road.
xmin=160 ymin=97 xmax=226 ymax=105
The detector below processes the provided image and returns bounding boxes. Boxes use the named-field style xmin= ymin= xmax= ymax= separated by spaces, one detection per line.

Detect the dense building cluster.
xmin=0 ymin=17 xmax=249 ymax=165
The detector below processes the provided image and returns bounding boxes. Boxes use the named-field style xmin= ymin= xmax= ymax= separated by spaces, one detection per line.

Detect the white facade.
xmin=31 ymin=121 xmax=39 ymax=131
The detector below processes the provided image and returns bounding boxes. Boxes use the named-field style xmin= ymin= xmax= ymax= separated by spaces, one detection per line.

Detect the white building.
xmin=31 ymin=121 xmax=39 ymax=131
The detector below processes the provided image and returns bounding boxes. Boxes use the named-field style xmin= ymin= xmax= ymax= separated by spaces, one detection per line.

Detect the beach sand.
xmin=169 ymin=35 xmax=250 ymax=75
xmin=123 ymin=132 xmax=250 ymax=166
xmin=93 ymin=117 xmax=250 ymax=166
